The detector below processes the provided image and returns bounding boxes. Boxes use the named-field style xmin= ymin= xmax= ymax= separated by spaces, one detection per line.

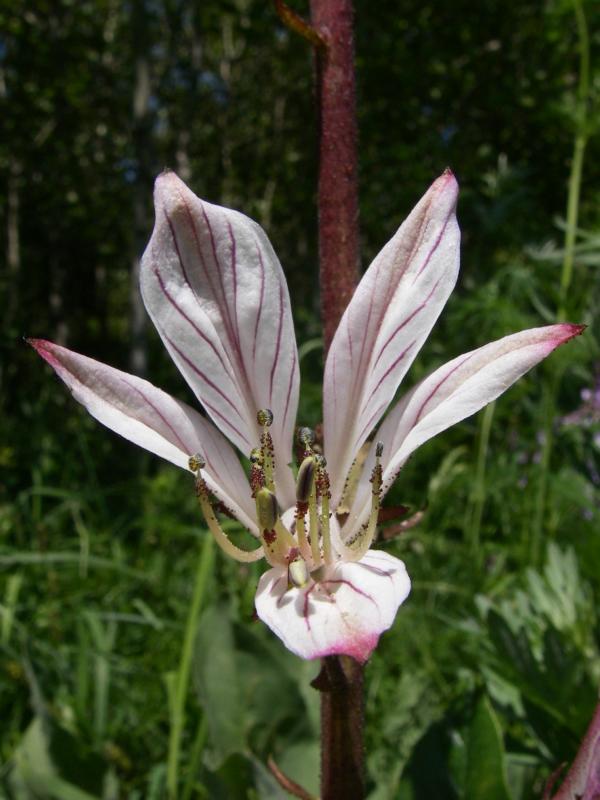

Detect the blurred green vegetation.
xmin=1 ymin=0 xmax=600 ymax=797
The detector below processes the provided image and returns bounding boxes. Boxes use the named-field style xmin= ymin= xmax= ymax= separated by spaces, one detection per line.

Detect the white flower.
xmin=30 ymin=170 xmax=583 ymax=662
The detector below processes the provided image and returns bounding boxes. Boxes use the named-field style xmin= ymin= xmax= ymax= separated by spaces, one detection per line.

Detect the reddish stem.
xmin=310 ymin=0 xmax=360 ymax=354
xmin=307 ymin=1 xmax=364 ymax=797
xmin=312 ymin=655 xmax=365 ymax=800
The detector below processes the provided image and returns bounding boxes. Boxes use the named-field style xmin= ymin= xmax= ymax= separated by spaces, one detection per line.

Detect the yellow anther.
xmin=256 ymin=488 xmax=279 ymax=531
xmin=188 ymin=453 xmax=206 ymax=473
xmin=296 ymin=456 xmax=316 ymax=503
xmin=257 ymin=408 xmax=274 ymax=427
xmin=288 ymin=558 xmax=309 ymax=589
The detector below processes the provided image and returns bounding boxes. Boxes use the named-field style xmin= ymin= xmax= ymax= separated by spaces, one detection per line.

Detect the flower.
xmin=29 ymin=170 xmax=584 ymax=663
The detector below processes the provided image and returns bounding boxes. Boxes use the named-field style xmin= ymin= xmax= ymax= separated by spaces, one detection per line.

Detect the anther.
xmin=375 ymin=441 xmax=384 ymax=459
xmin=256 ymin=488 xmax=279 ymax=531
xmin=188 ymin=453 xmax=206 ymax=473
xmin=257 ymin=408 xmax=274 ymax=427
xmin=297 ymin=427 xmax=316 ymax=447
xmin=296 ymin=456 xmax=315 ymax=503
xmin=250 ymin=447 xmax=263 ymax=464
xmin=288 ymin=558 xmax=309 ymax=589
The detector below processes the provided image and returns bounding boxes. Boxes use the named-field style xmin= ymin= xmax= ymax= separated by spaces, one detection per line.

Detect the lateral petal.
xmin=254 ymin=550 xmax=411 ymax=662
xmin=140 ymin=172 xmax=299 ymax=503
xmin=323 ymin=171 xmax=460 ymax=505
xmin=28 ymin=339 xmax=258 ymax=533
xmin=345 ymin=323 xmax=585 ymax=538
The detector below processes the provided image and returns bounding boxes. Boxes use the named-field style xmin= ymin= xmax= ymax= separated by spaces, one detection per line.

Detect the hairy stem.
xmin=310 ymin=0 xmax=360 ymax=353
xmin=313 ymin=655 xmax=365 ymax=799
xmin=308 ymin=0 xmax=365 ymax=795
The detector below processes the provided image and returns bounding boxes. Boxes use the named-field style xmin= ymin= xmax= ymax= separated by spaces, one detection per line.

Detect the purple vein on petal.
xmin=164 ymin=209 xmax=194 ymax=289
xmin=268 ymin=283 xmax=285 ymax=403
xmin=362 ymin=338 xmax=417 ymax=411
xmin=322 ymin=579 xmax=377 ymax=605
xmin=252 ymin=241 xmax=266 ymax=362
xmin=352 ymin=260 xmax=381 ymax=393
xmin=201 ymin=205 xmax=231 ymax=325
xmin=202 ymin=397 xmax=251 ymax=448
xmin=413 ymin=353 xmax=473 ymax=425
xmin=116 ymin=375 xmax=189 ymax=453
xmin=371 ymin=278 xmax=441 ymax=373
xmin=282 ymin=346 xmax=297 ymax=430
xmin=414 ymin=206 xmax=453 ymax=280
xmin=152 ymin=263 xmax=236 ymax=384
xmin=346 ymin=312 xmax=353 ymax=360
xmin=354 ymin=401 xmax=388 ymax=449
xmin=227 ymin=219 xmax=240 ymax=344
xmin=164 ymin=335 xmax=244 ymax=421
xmin=200 ymin=423 xmax=247 ymax=500
xmin=201 ymin=206 xmax=254 ymax=400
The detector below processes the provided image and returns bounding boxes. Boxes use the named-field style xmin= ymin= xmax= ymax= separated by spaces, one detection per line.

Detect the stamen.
xmin=295 ymin=457 xmax=315 ymax=560
xmin=288 ymin=557 xmax=309 ymax=589
xmin=188 ymin=453 xmax=206 ymax=472
xmin=315 ymin=454 xmax=333 ymax=565
xmin=308 ymin=471 xmax=321 ymax=568
xmin=249 ymin=447 xmax=265 ymax=497
xmin=296 ymin=456 xmax=315 ymax=503
xmin=297 ymin=426 xmax=315 ymax=448
xmin=257 ymin=408 xmax=275 ymax=491
xmin=255 ymin=486 xmax=295 ymax=565
xmin=345 ymin=441 xmax=384 ymax=561
xmin=256 ymin=487 xmax=279 ymax=530
xmin=189 ymin=455 xmax=263 ymax=563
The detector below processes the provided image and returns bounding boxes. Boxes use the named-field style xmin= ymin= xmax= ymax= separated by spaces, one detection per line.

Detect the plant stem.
xmin=313 ymin=655 xmax=365 ymax=800
xmin=530 ymin=0 xmax=590 ymax=562
xmin=310 ymin=0 xmax=360 ymax=353
xmin=167 ymin=534 xmax=214 ymax=799
xmin=308 ymin=0 xmax=365 ymax=795
xmin=559 ymin=0 xmax=589 ymax=321
xmin=466 ymin=400 xmax=495 ymax=561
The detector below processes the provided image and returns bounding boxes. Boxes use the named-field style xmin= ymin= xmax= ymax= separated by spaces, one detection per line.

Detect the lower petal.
xmin=254 ymin=550 xmax=410 ymax=662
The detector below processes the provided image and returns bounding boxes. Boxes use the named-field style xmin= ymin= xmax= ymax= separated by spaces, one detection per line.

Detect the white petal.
xmin=254 ymin=551 xmax=411 ymax=662
xmin=140 ymin=172 xmax=299 ymax=503
xmin=29 ymin=339 xmax=257 ymax=533
xmin=345 ymin=323 xmax=585 ymax=537
xmin=323 ymin=171 xmax=460 ymax=504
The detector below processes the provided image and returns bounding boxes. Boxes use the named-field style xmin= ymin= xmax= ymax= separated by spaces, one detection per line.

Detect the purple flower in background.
xmin=30 ymin=171 xmax=584 ymax=662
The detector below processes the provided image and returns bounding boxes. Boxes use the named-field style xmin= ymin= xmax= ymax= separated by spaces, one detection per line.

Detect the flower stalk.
xmin=310 ymin=0 xmax=360 ymax=352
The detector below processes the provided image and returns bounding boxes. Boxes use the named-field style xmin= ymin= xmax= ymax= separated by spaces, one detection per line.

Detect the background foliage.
xmin=0 ymin=0 xmax=599 ymax=797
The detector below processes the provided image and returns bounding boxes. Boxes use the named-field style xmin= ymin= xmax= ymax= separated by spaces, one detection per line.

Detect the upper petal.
xmin=29 ymin=339 xmax=258 ymax=533
xmin=140 ymin=172 xmax=299 ymax=503
xmin=254 ymin=550 xmax=411 ymax=662
xmin=323 ymin=171 xmax=460 ymax=505
xmin=345 ymin=323 xmax=585 ymax=537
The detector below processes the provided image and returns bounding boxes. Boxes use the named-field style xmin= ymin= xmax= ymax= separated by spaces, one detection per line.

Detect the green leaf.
xmin=8 ymin=716 xmax=112 ymax=800
xmin=464 ymin=696 xmax=512 ymax=800
xmin=192 ymin=605 xmax=246 ymax=767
